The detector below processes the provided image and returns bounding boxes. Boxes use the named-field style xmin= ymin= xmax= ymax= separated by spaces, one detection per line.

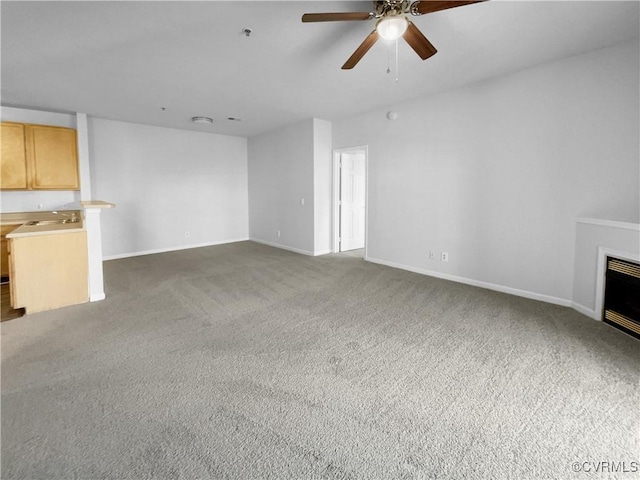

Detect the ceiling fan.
xmin=302 ymin=1 xmax=485 ymax=69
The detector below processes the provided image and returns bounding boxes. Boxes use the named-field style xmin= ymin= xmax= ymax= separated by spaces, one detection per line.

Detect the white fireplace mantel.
xmin=572 ymin=218 xmax=640 ymax=320
xmin=576 ymin=217 xmax=640 ymax=232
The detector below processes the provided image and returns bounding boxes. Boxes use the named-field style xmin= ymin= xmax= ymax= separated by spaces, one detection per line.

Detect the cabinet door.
xmin=27 ymin=125 xmax=79 ymax=190
xmin=0 ymin=123 xmax=28 ymax=189
xmin=0 ymin=238 xmax=9 ymax=278
xmin=10 ymin=232 xmax=88 ymax=312
xmin=1 ymin=225 xmax=19 ymax=278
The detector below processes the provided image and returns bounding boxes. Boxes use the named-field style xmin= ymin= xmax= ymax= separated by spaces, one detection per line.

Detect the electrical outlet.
xmin=277 ymin=230 xmax=281 ymax=238
xmin=428 ymin=251 xmax=435 ymax=260
xmin=441 ymin=252 xmax=449 ymax=262
xmin=300 ymin=198 xmax=305 ymax=206
xmin=37 ymin=203 xmax=44 ymax=210
xmin=185 ymin=231 xmax=190 ymax=238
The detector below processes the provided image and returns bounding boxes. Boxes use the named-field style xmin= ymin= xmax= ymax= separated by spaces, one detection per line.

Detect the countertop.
xmin=2 ymin=210 xmax=85 ymax=238
xmin=81 ymin=200 xmax=115 ymax=209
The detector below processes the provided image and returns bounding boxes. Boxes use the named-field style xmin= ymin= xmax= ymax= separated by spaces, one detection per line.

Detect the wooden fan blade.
xmin=302 ymin=12 xmax=372 ymax=22
xmin=342 ymin=31 xmax=379 ymax=69
xmin=412 ymin=1 xmax=485 ymax=15
xmin=403 ymin=21 xmax=437 ymax=60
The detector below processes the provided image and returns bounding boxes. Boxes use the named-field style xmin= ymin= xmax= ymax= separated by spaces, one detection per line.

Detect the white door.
xmin=340 ymin=152 xmax=365 ymax=252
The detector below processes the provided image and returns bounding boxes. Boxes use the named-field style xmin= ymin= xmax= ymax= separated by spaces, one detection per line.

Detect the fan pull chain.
xmin=386 ymin=44 xmax=391 ymax=74
xmin=395 ymin=39 xmax=399 ymax=83
xmin=386 ymin=40 xmax=399 ymax=82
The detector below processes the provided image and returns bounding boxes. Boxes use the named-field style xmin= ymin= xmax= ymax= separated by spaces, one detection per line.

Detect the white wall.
xmin=248 ymin=119 xmax=316 ymax=254
xmin=247 ymin=118 xmax=333 ymax=256
xmin=89 ymin=118 xmax=248 ymax=258
xmin=333 ymin=39 xmax=639 ymax=305
xmin=313 ymin=118 xmax=333 ymax=254
xmin=572 ymin=219 xmax=640 ymax=316
xmin=0 ymin=106 xmax=80 ymax=212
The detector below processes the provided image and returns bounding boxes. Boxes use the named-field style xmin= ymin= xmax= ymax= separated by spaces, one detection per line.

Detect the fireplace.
xmin=603 ymin=257 xmax=640 ymax=339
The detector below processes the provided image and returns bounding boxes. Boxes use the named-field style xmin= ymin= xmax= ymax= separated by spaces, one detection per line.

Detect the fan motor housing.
xmin=374 ymin=0 xmax=411 ymax=17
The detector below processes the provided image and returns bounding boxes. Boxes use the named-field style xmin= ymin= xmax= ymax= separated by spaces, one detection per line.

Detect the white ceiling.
xmin=2 ymin=1 xmax=638 ymax=137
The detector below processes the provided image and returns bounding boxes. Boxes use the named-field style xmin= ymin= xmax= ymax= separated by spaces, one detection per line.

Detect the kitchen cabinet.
xmin=28 ymin=124 xmax=80 ymax=189
xmin=1 ymin=224 xmax=20 ymax=278
xmin=0 ymin=122 xmax=79 ymax=190
xmin=9 ymin=231 xmax=88 ymax=313
xmin=0 ymin=123 xmax=28 ymax=189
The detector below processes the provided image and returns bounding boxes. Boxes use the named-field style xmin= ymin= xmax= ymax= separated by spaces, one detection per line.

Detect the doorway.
xmin=333 ymin=147 xmax=367 ymax=255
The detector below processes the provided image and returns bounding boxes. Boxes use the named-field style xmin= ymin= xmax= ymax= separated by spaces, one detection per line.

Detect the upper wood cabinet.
xmin=0 ymin=122 xmax=79 ymax=190
xmin=27 ymin=125 xmax=79 ymax=189
xmin=0 ymin=123 xmax=28 ymax=189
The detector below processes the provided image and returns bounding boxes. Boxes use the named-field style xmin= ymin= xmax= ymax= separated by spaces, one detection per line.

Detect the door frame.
xmin=332 ymin=146 xmax=368 ymax=256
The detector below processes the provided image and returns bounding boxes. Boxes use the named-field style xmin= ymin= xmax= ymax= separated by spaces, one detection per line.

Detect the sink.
xmin=26 ymin=218 xmax=80 ymax=226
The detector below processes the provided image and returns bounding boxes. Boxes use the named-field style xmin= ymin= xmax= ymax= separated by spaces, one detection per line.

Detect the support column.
xmin=76 ymin=113 xmax=92 ymax=202
xmin=81 ymin=201 xmax=115 ymax=302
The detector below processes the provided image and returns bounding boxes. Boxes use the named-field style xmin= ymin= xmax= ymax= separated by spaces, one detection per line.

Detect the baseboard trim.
xmin=314 ymin=249 xmax=332 ymax=256
xmin=103 ymin=238 xmax=250 ymax=261
xmin=249 ymin=238 xmax=319 ymax=256
xmin=90 ymin=293 xmax=106 ymax=302
xmin=571 ymin=301 xmax=599 ymax=320
xmin=366 ymin=256 xmax=572 ymax=308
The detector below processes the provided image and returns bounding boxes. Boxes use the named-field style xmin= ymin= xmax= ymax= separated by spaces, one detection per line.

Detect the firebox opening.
xmin=603 ymin=257 xmax=640 ymax=339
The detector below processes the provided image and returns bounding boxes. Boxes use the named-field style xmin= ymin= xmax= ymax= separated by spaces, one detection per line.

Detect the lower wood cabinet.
xmin=1 ymin=224 xmax=21 ymax=278
xmin=10 ymin=231 xmax=88 ymax=313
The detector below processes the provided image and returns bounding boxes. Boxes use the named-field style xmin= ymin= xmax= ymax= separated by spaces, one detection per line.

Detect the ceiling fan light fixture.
xmin=376 ymin=15 xmax=408 ymax=40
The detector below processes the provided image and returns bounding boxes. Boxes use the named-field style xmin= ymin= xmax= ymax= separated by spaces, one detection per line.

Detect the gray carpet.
xmin=339 ymin=249 xmax=364 ymax=259
xmin=1 ymin=241 xmax=638 ymax=479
